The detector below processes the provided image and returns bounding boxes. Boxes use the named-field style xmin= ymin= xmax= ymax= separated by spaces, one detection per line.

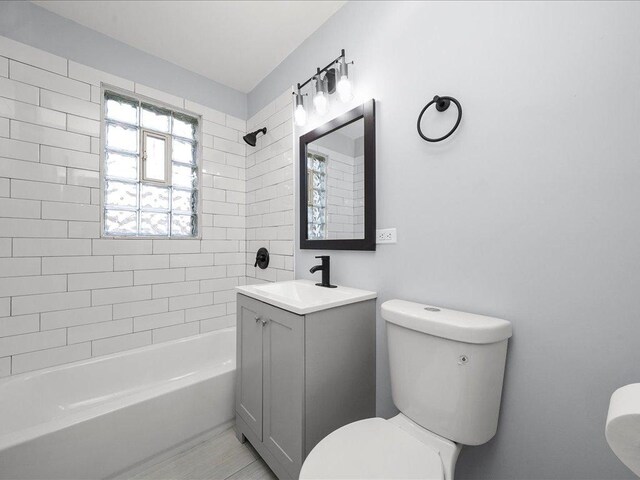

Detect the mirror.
xmin=300 ymin=100 xmax=375 ymax=250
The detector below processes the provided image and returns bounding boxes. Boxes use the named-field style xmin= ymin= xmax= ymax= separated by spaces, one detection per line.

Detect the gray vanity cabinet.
xmin=235 ymin=293 xmax=376 ymax=480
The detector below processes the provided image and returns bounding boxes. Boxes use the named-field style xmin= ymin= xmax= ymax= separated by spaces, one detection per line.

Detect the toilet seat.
xmin=299 ymin=418 xmax=444 ymax=480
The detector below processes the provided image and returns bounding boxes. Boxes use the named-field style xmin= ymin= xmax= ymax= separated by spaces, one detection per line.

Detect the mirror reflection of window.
xmin=307 ymin=152 xmax=327 ymax=239
xmin=306 ymin=118 xmax=365 ymax=240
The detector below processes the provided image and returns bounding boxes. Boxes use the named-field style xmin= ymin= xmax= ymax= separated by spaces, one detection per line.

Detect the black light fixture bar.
xmin=297 ymin=49 xmax=347 ymax=91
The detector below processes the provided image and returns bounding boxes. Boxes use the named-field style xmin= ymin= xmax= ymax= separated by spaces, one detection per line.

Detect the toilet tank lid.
xmin=381 ymin=299 xmax=512 ymax=344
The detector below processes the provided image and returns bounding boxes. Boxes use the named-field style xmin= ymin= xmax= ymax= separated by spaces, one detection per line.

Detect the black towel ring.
xmin=417 ymin=95 xmax=462 ymax=143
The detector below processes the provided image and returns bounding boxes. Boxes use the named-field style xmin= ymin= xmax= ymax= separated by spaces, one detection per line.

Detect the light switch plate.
xmin=376 ymin=228 xmax=397 ymax=244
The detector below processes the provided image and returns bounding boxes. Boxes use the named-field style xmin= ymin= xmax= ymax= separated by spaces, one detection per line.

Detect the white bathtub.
xmin=0 ymin=328 xmax=236 ymax=480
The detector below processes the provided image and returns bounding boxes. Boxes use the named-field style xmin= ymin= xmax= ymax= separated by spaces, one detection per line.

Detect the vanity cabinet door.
xmin=262 ymin=306 xmax=304 ymax=478
xmin=236 ymin=297 xmax=265 ymax=441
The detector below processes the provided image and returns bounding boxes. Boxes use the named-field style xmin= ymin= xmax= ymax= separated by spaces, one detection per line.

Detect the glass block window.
xmin=307 ymin=152 xmax=327 ymax=240
xmin=102 ymin=91 xmax=199 ymax=237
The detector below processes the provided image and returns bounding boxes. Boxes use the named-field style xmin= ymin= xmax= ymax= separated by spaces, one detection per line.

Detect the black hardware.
xmin=300 ymin=99 xmax=376 ymax=251
xmin=309 ymin=256 xmax=337 ymax=288
xmin=254 ymin=247 xmax=269 ymax=269
xmin=243 ymin=127 xmax=267 ymax=147
xmin=296 ymin=49 xmax=349 ymax=92
xmin=417 ymin=95 xmax=462 ymax=143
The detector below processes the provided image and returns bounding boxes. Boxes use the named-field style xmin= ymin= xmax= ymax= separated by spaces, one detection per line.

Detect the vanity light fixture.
xmin=313 ymin=70 xmax=329 ymax=116
xmin=294 ymin=89 xmax=308 ymax=126
xmin=293 ymin=49 xmax=354 ymax=123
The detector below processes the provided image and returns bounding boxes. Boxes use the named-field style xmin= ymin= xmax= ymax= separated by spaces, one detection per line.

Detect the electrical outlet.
xmin=376 ymin=228 xmax=397 ymax=244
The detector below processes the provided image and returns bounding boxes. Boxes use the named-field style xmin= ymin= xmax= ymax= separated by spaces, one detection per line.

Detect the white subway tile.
xmin=113 ymin=254 xmax=169 ymax=271
xmin=41 ymin=305 xmax=112 ymax=330
xmin=186 ymin=304 xmax=227 ymax=323
xmin=68 ymin=271 xmax=133 ymax=291
xmin=213 ymin=252 xmax=245 ymax=265
xmin=40 ymin=145 xmax=99 ymax=170
xmin=68 ymin=221 xmax=100 ymax=238
xmin=134 ymin=268 xmax=184 ymax=285
xmin=203 ymin=121 xmax=238 ymax=142
xmin=0 ymin=356 xmax=8 ymax=377
xmin=0 ymin=328 xmax=66 ymax=356
xmin=91 ymin=331 xmax=151 ymax=357
xmin=92 ymin=285 xmax=151 ymax=306
xmin=0 ymin=239 xmax=11 ymax=257
xmin=10 ymin=61 xmax=89 ymax=100
xmin=183 ymin=100 xmax=225 ymax=125
xmin=169 ymin=253 xmax=214 ymax=268
xmin=67 ymin=114 xmax=100 ymax=136
xmin=42 ymin=201 xmax=98 ymax=221
xmin=0 ymin=158 xmax=66 ymax=184
xmin=68 ymin=61 xmax=133 ymax=90
xmin=0 ymin=97 xmax=66 ymax=129
xmin=0 ymin=178 xmax=7 ymax=197
xmin=13 ymin=239 xmax=91 ymax=257
xmin=152 ymin=321 xmax=199 ymax=343
xmin=0 ymin=314 xmax=39 ymax=337
xmin=12 ymin=343 xmax=91 ymax=374
xmin=0 ymin=56 xmax=7 ymax=77
xmin=0 ymin=36 xmax=67 ymax=75
xmin=0 ymin=219 xmax=68 ymax=238
xmin=68 ymin=318 xmax=132 ymax=344
xmin=214 ymin=289 xmax=235 ymax=304
xmin=152 ymin=280 xmax=199 ymax=299
xmin=0 ymin=76 xmax=39 ymax=104
xmin=93 ymin=239 xmax=153 ymax=256
xmin=90 ymin=137 xmax=99 ymax=154
xmin=169 ymin=292 xmax=213 ymax=311
xmin=11 ymin=120 xmax=90 ymax=152
xmin=0 ymin=137 xmax=39 ymax=162
xmin=152 ymin=240 xmax=200 ymax=254
xmin=112 ymin=298 xmax=168 ymax=320
xmin=42 ymin=256 xmax=113 ymax=274
xmin=0 ymin=298 xmax=8 ymax=316
xmin=200 ymin=314 xmax=235 ymax=333
xmin=0 ymin=198 xmax=40 ymax=218
xmin=66 ymin=167 xmax=99 ymax=187
xmin=213 ymin=215 xmax=244 ymax=228
xmin=134 ymin=83 xmax=183 ymax=109
xmin=11 ymin=180 xmax=90 ymax=203
xmin=201 ymin=240 xmax=240 ymax=253
xmin=0 ymin=117 xmax=8 ymax=137
xmin=134 ymin=310 xmax=184 ymax=332
xmin=185 ymin=265 xmax=227 ymax=281
xmin=90 ymin=85 xmax=100 ymax=103
xmin=12 ymin=291 xmax=90 ymax=315
xmin=200 ymin=277 xmax=239 ymax=293
xmin=40 ymin=90 xmax=100 ymax=120
xmin=212 ymin=136 xmax=245 ymax=157
xmin=225 ymin=115 xmax=246 ymax=132
xmin=0 ymin=274 xmax=66 ymax=297
xmin=0 ymin=258 xmax=40 ymax=277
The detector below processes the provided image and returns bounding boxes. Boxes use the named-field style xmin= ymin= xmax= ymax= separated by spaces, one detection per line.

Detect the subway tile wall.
xmin=245 ymin=89 xmax=295 ymax=284
xmin=0 ymin=36 xmax=294 ymax=376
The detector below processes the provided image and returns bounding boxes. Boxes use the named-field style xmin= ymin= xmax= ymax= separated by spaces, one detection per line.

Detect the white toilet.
xmin=300 ymin=299 xmax=512 ymax=480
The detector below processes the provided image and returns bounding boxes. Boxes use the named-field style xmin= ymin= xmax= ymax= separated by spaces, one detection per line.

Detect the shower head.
xmin=243 ymin=127 xmax=267 ymax=147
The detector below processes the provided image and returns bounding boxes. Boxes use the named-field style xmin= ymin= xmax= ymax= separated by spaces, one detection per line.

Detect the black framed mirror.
xmin=300 ymin=99 xmax=376 ymax=250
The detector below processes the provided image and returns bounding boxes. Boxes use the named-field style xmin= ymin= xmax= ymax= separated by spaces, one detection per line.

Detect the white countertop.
xmin=236 ymin=279 xmax=377 ymax=315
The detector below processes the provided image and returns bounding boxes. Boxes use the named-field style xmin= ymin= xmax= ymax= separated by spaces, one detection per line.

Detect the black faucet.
xmin=310 ymin=256 xmax=337 ymax=288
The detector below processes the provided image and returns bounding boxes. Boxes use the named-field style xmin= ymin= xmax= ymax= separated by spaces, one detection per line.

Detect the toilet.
xmin=300 ymin=299 xmax=512 ymax=480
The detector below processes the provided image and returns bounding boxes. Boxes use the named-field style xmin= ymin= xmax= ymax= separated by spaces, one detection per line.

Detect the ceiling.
xmin=33 ymin=0 xmax=346 ymax=93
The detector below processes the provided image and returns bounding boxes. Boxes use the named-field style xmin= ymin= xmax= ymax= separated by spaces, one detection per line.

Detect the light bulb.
xmin=337 ymin=75 xmax=352 ymax=102
xmin=294 ymin=103 xmax=307 ymax=126
xmin=313 ymin=91 xmax=328 ymax=115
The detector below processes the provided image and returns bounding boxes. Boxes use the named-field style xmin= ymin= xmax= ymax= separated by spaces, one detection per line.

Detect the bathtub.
xmin=0 ymin=328 xmax=236 ymax=480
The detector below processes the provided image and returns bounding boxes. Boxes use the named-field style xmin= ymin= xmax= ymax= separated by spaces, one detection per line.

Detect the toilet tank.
xmin=382 ymin=299 xmax=512 ymax=446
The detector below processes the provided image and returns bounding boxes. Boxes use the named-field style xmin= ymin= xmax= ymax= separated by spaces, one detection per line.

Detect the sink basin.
xmin=606 ymin=383 xmax=640 ymax=477
xmin=236 ymin=279 xmax=377 ymax=315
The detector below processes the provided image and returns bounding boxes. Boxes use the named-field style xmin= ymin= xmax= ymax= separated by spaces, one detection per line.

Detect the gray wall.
xmin=0 ymin=1 xmax=247 ymax=118
xmin=249 ymin=2 xmax=640 ymax=479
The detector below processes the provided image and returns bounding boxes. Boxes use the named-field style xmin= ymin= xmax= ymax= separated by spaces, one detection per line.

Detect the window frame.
xmin=99 ymin=84 xmax=203 ymax=240
xmin=140 ymin=129 xmax=171 ymax=186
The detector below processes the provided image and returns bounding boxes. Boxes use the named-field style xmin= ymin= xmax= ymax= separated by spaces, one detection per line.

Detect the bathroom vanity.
xmin=234 ymin=280 xmax=377 ymax=479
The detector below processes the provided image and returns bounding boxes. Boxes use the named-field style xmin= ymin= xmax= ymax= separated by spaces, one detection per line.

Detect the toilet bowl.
xmin=300 ymin=299 xmax=512 ymax=479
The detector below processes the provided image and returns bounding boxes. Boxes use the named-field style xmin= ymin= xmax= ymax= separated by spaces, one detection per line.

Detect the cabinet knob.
xmin=254 ymin=316 xmax=261 ymax=323
xmin=261 ymin=318 xmax=269 ymax=326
